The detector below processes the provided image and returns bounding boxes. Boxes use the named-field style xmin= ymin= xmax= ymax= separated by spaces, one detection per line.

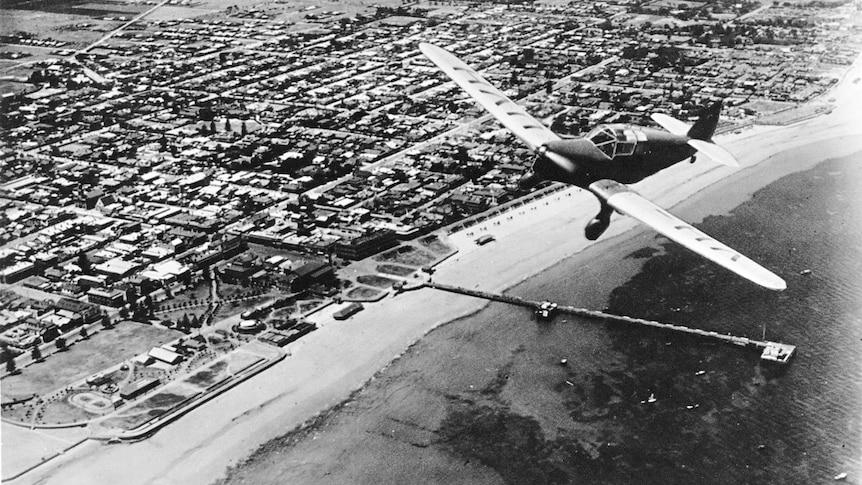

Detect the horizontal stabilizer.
xmin=589 ymin=180 xmax=786 ymax=291
xmin=687 ymin=139 xmax=739 ymax=167
xmin=650 ymin=113 xmax=690 ymax=137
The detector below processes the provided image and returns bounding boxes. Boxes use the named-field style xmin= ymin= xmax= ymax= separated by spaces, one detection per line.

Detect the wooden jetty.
xmin=426 ymin=282 xmax=795 ymax=365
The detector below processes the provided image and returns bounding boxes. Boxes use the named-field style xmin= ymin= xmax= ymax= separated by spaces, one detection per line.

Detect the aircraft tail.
xmin=687 ymin=100 xmax=723 ymax=141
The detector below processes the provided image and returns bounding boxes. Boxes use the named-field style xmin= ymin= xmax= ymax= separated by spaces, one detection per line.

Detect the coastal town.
xmin=1 ymin=0 xmax=861 ymax=481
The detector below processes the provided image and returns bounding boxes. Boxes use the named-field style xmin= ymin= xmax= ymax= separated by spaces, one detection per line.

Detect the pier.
xmin=425 ymin=282 xmax=795 ymax=365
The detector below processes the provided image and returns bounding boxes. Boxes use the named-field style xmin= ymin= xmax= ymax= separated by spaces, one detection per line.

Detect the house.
xmin=148 ymin=346 xmax=183 ymax=365
xmin=120 ymin=377 xmax=160 ymax=400
xmin=290 ymin=261 xmax=334 ymax=291
xmin=335 ymin=229 xmax=397 ymax=260
xmin=87 ymin=288 xmax=126 ymax=307
xmin=333 ymin=302 xmax=363 ymax=320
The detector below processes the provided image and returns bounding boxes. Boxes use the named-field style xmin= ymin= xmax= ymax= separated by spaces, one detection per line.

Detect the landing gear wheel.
xmin=584 ymin=202 xmax=613 ymax=241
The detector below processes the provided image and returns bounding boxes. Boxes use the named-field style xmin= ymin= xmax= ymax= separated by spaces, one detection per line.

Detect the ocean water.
xmin=223 ymin=151 xmax=862 ymax=485
xmin=477 ymin=150 xmax=862 ymax=483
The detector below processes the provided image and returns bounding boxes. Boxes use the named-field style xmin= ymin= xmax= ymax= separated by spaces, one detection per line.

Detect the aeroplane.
xmin=419 ymin=43 xmax=786 ymax=291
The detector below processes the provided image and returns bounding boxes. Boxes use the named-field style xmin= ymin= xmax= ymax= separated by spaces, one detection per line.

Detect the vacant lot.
xmin=1 ymin=321 xmax=181 ymax=401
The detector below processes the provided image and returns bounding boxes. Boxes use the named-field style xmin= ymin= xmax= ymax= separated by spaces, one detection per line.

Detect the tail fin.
xmin=687 ymin=100 xmax=723 ymax=141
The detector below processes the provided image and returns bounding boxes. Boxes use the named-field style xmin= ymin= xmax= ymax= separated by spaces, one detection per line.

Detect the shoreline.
xmin=219 ymin=147 xmax=862 ymax=484
xmin=9 ymin=53 xmax=862 ymax=485
xmin=215 ymin=148 xmax=862 ymax=485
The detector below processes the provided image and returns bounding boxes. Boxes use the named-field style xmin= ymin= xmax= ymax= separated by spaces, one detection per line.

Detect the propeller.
xmin=541 ymin=147 xmax=577 ymax=173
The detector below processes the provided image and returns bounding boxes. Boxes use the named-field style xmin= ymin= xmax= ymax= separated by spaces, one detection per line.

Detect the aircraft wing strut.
xmin=589 ymin=180 xmax=786 ymax=291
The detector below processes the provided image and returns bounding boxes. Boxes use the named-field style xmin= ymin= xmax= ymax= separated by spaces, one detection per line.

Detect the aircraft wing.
xmin=419 ymin=43 xmax=560 ymax=151
xmin=589 ymin=180 xmax=786 ymax=291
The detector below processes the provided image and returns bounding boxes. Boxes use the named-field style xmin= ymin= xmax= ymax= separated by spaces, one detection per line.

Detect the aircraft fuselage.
xmin=532 ymin=124 xmax=697 ymax=189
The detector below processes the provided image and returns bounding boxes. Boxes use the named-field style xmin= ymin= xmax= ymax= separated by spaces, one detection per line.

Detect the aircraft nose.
xmin=545 ymin=138 xmax=608 ymax=163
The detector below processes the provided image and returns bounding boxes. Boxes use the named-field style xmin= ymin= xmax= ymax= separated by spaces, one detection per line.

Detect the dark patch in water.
xmin=625 ymin=246 xmax=661 ymax=260
xmin=437 ymin=153 xmax=862 ymax=484
xmin=438 ymin=404 xmax=588 ymax=485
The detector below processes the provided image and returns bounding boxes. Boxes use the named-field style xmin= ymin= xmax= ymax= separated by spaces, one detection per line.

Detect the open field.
xmin=0 ymin=9 xmax=121 ymax=47
xmin=0 ymin=321 xmax=181 ymax=401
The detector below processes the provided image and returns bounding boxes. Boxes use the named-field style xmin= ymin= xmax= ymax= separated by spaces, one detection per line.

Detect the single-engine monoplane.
xmin=420 ymin=43 xmax=785 ymax=291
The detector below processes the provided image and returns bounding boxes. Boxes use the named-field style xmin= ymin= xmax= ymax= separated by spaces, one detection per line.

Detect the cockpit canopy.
xmin=586 ymin=125 xmax=643 ymax=158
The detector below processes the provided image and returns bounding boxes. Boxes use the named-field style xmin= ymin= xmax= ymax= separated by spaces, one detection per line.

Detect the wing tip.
xmin=763 ymin=276 xmax=787 ymax=292
xmin=418 ymin=42 xmax=440 ymax=56
xmin=748 ymin=268 xmax=786 ymax=291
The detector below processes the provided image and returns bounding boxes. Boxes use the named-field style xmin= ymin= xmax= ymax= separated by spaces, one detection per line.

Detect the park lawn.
xmin=374 ymin=246 xmax=435 ymax=266
xmin=39 ymin=394 xmax=96 ymax=426
xmin=185 ymin=361 xmax=229 ymax=388
xmin=214 ymin=296 xmax=266 ymax=320
xmin=376 ymin=264 xmax=415 ymax=276
xmin=0 ymin=321 xmax=182 ymax=401
xmin=164 ymin=280 xmax=211 ymax=307
xmin=356 ymin=274 xmax=397 ymax=288
xmin=346 ymin=286 xmax=382 ymax=300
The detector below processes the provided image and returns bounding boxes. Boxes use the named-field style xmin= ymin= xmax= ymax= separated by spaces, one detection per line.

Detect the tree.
xmin=5 ymin=354 xmax=16 ymax=374
xmin=55 ymin=338 xmax=67 ymax=352
xmin=77 ymin=252 xmax=92 ymax=275
xmin=31 ymin=345 xmax=42 ymax=362
xmin=101 ymin=314 xmax=113 ymax=329
xmin=225 ymin=118 xmax=232 ymax=132
xmin=79 ymin=327 xmax=88 ymax=339
xmin=133 ymin=304 xmax=145 ymax=321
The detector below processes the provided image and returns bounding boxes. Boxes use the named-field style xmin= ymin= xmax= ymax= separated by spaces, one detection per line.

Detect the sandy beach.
xmin=9 ymin=51 xmax=862 ymax=485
